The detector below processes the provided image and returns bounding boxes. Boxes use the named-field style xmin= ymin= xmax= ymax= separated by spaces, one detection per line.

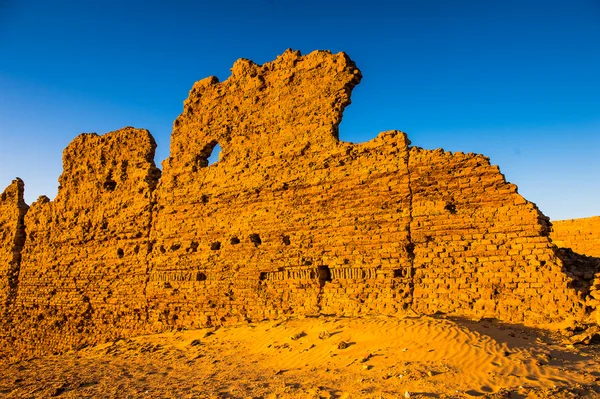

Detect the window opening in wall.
xmin=207 ymin=143 xmax=222 ymax=166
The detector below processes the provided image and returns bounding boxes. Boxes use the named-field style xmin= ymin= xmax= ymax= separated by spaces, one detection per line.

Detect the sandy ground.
xmin=1 ymin=315 xmax=600 ymax=398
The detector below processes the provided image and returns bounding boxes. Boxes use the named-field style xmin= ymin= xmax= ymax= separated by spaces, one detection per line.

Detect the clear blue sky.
xmin=0 ymin=0 xmax=598 ymax=220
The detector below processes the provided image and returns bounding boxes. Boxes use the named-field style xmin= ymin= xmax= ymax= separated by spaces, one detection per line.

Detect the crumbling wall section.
xmin=551 ymin=217 xmax=600 ymax=258
xmin=5 ymin=128 xmax=160 ymax=357
xmin=0 ymin=179 xmax=28 ymax=312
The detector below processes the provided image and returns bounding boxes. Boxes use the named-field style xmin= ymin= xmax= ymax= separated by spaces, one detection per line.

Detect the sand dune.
xmin=1 ymin=315 xmax=599 ymax=398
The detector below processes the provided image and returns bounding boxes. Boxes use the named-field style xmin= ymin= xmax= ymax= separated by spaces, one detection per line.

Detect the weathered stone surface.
xmin=551 ymin=217 xmax=600 ymax=258
xmin=0 ymin=50 xmax=597 ymax=360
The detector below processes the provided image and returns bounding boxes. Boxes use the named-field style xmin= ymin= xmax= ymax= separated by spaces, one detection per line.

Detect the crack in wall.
xmin=141 ymin=199 xmax=155 ymax=325
xmin=314 ymin=266 xmax=331 ymax=314
xmin=404 ymin=147 xmax=417 ymax=311
xmin=141 ymin=162 xmax=162 ymax=326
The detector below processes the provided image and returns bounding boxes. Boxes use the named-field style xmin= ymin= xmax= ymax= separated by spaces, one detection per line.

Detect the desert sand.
xmin=1 ymin=314 xmax=599 ymax=398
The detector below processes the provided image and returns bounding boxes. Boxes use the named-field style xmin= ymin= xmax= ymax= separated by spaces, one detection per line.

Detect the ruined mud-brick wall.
xmin=0 ymin=179 xmax=27 ymax=312
xmin=146 ymin=49 xmax=586 ymax=331
xmin=551 ymin=217 xmax=600 ymax=258
xmin=147 ymin=50 xmax=414 ymax=330
xmin=0 ymin=50 xmax=593 ymax=359
xmin=3 ymin=128 xmax=160 ymax=357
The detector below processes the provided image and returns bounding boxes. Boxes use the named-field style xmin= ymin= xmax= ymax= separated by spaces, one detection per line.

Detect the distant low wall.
xmin=551 ymin=217 xmax=600 ymax=258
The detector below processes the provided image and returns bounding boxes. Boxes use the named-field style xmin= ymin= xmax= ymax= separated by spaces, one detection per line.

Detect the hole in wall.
xmin=249 ymin=233 xmax=262 ymax=247
xmin=103 ymin=171 xmax=117 ymax=192
xmin=207 ymin=143 xmax=222 ymax=166
xmin=282 ymin=235 xmax=291 ymax=246
xmin=193 ymin=141 xmax=222 ymax=170
xmin=117 ymin=248 xmax=124 ymax=258
xmin=444 ymin=202 xmax=457 ymax=214
xmin=103 ymin=179 xmax=117 ymax=191
xmin=210 ymin=241 xmax=221 ymax=250
xmin=189 ymin=241 xmax=199 ymax=252
xmin=196 ymin=272 xmax=207 ymax=281
xmin=406 ymin=243 xmax=415 ymax=259
xmin=393 ymin=268 xmax=409 ymax=278
xmin=317 ymin=266 xmax=332 ymax=282
xmin=230 ymin=236 xmax=240 ymax=245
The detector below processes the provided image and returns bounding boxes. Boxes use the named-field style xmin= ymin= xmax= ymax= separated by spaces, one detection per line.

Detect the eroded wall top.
xmin=162 ymin=49 xmax=362 ymax=186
